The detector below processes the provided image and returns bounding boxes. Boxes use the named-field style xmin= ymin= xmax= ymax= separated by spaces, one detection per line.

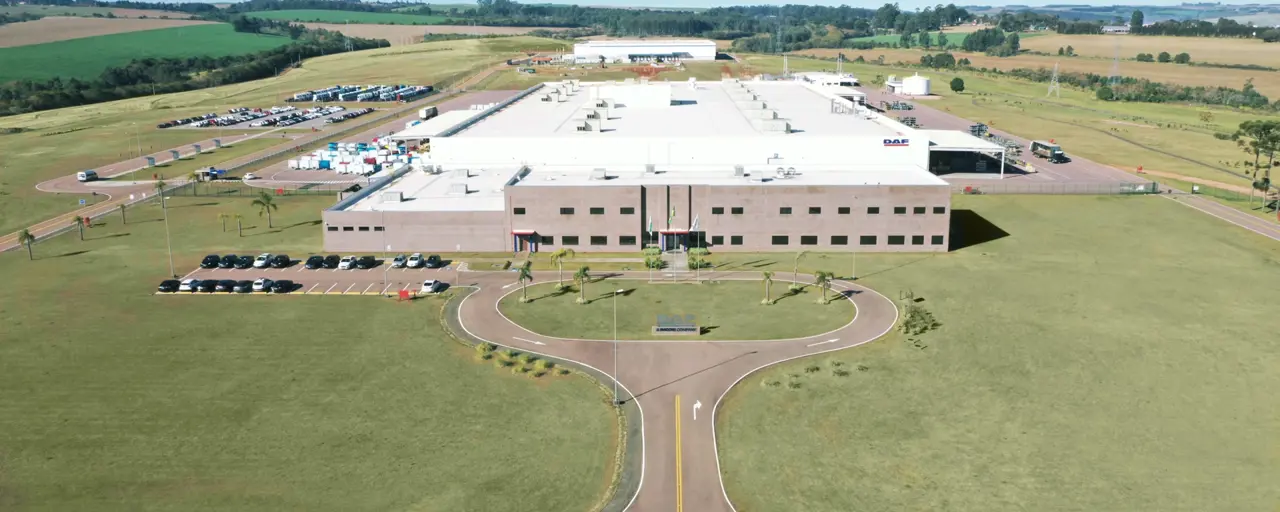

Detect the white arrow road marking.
xmin=514 ymin=337 xmax=545 ymax=346
xmin=693 ymin=400 xmax=702 ymax=421
xmin=806 ymin=338 xmax=839 ymax=347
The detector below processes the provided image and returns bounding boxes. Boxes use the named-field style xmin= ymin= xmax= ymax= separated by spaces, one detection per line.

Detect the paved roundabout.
xmin=451 ymin=269 xmax=900 ymax=512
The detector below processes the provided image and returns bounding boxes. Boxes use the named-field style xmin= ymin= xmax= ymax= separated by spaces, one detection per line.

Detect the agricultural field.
xmin=248 ymin=9 xmax=448 ymax=25
xmin=718 ymin=194 xmax=1280 ymax=511
xmin=848 ymin=25 xmax=1012 ymax=44
xmin=0 ymin=194 xmax=619 ymax=511
xmin=0 ymin=36 xmax=555 ymax=235
xmin=0 ymin=17 xmax=215 ymax=48
xmin=298 ymin=21 xmax=565 ymax=45
xmin=0 ymin=23 xmax=292 ymax=83
xmin=795 ymin=47 xmax=1280 ymax=98
xmin=1018 ymin=33 xmax=1280 ymax=68
xmin=0 ymin=4 xmax=192 ymax=18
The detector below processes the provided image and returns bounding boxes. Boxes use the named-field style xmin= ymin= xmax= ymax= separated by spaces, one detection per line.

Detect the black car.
xmin=215 ymin=279 xmax=237 ymax=292
xmin=355 ymin=255 xmax=377 ymax=269
xmin=323 ymin=254 xmax=341 ymax=269
xmin=424 ymin=254 xmax=443 ymax=268
xmin=270 ymin=280 xmax=295 ymax=293
xmin=200 ymin=254 xmax=220 ymax=269
xmin=235 ymin=255 xmax=254 ymax=269
xmin=304 ymin=255 xmax=325 ymax=269
xmin=157 ymin=280 xmax=180 ymax=293
xmin=270 ymin=254 xmax=292 ymax=269
xmin=197 ymin=280 xmax=219 ymax=293
xmin=233 ymin=280 xmax=254 ymax=293
xmin=219 ymin=254 xmax=239 ymax=268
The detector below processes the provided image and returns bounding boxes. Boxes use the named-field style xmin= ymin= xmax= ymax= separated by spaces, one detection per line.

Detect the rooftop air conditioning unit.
xmin=589 ymin=168 xmax=608 ymax=180
xmin=447 ymin=183 xmax=469 ymax=195
xmin=733 ymin=165 xmax=745 ymax=177
xmin=645 ymin=164 xmax=656 ymax=173
xmin=453 ymin=168 xmax=472 ymax=178
xmin=381 ymin=191 xmax=403 ymax=203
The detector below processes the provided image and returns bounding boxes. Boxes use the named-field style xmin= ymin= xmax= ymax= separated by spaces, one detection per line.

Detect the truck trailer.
xmin=1030 ymin=140 xmax=1067 ymax=163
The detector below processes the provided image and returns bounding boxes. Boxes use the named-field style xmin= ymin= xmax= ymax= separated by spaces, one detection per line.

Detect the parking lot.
xmin=175 ymin=257 xmax=462 ymax=296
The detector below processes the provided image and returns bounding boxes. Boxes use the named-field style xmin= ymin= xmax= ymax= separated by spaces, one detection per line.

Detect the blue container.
xmin=319 ymin=160 xmax=331 ymax=170
xmin=327 ymin=143 xmax=338 ymax=151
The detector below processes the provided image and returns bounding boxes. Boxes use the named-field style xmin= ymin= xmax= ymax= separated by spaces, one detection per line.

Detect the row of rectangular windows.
xmin=514 ymin=206 xmax=947 ymax=215
xmin=529 ymin=235 xmax=944 ymax=247
xmin=327 ymin=226 xmax=385 ymax=232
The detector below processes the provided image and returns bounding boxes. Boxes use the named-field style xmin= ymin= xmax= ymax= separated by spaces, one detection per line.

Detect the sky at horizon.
xmin=154 ymin=0 xmax=1280 ymax=11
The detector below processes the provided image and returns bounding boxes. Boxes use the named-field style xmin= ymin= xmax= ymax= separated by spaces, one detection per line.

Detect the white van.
xmin=76 ymin=170 xmax=98 ymax=182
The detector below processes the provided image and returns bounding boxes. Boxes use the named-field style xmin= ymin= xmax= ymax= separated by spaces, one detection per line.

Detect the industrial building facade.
xmin=571 ymin=39 xmax=717 ymax=63
xmin=323 ymin=78 xmax=997 ymax=254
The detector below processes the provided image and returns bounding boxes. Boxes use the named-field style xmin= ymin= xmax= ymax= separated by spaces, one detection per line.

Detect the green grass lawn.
xmin=247 ymin=9 xmax=448 ymax=25
xmin=499 ymin=280 xmax=854 ymax=341
xmin=0 ymin=195 xmax=618 ymax=511
xmin=717 ymin=195 xmax=1280 ymax=511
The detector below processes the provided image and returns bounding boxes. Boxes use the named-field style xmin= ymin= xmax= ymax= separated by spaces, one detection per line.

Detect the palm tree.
xmin=17 ymin=229 xmax=35 ymax=260
xmin=516 ymin=261 xmax=533 ymax=303
xmin=153 ymin=178 xmax=167 ymax=209
xmin=550 ymin=248 xmax=575 ymax=290
xmin=252 ymin=191 xmax=278 ymax=228
xmin=119 ymin=204 xmax=126 ymax=225
xmin=761 ymin=270 xmax=774 ymax=305
xmin=71 ymin=215 xmax=85 ymax=241
xmin=813 ymin=270 xmax=834 ymax=304
xmin=217 ymin=213 xmax=229 ymax=232
xmin=791 ymin=250 xmax=809 ymax=291
xmin=573 ymin=266 xmax=591 ymax=304
xmin=234 ymin=214 xmax=244 ymax=237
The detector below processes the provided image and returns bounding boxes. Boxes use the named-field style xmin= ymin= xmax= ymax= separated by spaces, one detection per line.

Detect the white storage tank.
xmin=903 ymin=74 xmax=930 ymax=96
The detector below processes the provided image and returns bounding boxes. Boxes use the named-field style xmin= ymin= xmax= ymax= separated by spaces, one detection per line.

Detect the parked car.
xmin=215 ymin=279 xmax=237 ymax=292
xmin=219 ymin=254 xmax=239 ymax=268
xmin=356 ymin=255 xmax=377 ymax=269
xmin=424 ymin=254 xmax=443 ymax=268
xmin=270 ymin=280 xmax=295 ymax=293
xmin=157 ymin=280 xmax=180 ymax=293
xmin=200 ymin=255 xmax=220 ymax=269
xmin=252 ymin=278 xmax=274 ymax=292
xmin=323 ymin=254 xmax=341 ymax=269
xmin=305 ymin=255 xmax=325 ymax=269
xmin=235 ymin=255 xmax=254 ymax=269
xmin=420 ymin=279 xmax=444 ymax=294
xmin=391 ymin=254 xmax=408 ymax=268
xmin=197 ymin=280 xmax=219 ymax=293
xmin=179 ymin=279 xmax=199 ymax=292
xmin=253 ymin=253 xmax=273 ymax=268
xmin=270 ymin=254 xmax=291 ymax=268
xmin=406 ymin=253 xmax=423 ymax=268
xmin=337 ymin=256 xmax=357 ymax=270
xmin=233 ymin=280 xmax=254 ymax=293
xmin=242 ymin=173 xmax=258 ymax=180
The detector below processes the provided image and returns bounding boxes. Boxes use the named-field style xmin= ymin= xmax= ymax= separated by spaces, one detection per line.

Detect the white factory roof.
xmin=390 ymin=110 xmax=482 ymax=140
xmin=345 ymin=167 xmax=517 ymax=212
xmin=514 ymin=165 xmax=947 ymax=187
xmin=453 ymin=81 xmax=902 ymax=138
xmin=920 ymin=129 xmax=1005 ymax=152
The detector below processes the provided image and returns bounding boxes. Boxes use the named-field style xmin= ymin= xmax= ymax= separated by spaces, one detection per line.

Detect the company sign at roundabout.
xmin=652 ymin=314 xmax=699 ymax=335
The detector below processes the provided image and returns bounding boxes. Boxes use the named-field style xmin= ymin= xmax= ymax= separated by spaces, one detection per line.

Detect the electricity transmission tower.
xmin=1046 ymin=62 xmax=1061 ymax=98
xmin=836 ymin=52 xmax=844 ymax=75
xmin=1109 ymin=37 xmax=1121 ymax=85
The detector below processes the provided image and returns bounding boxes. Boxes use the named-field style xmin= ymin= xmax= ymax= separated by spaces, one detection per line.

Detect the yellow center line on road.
xmin=675 ymin=394 xmax=683 ymax=512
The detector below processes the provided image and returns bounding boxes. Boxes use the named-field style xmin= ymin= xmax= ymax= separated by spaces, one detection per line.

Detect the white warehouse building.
xmin=573 ymin=39 xmax=717 ymax=63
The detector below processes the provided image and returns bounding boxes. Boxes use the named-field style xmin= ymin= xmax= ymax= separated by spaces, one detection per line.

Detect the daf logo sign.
xmin=883 ymin=138 xmax=910 ymax=146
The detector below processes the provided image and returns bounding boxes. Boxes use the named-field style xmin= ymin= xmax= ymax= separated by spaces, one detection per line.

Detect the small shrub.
xmin=786 ymin=373 xmax=800 ymax=380
xmin=478 ymin=353 xmax=493 ymax=361
xmin=830 ymin=361 xmax=845 ymax=367
xmin=532 ymin=371 xmax=546 ymax=378
xmin=521 ymin=354 xmax=537 ymax=364
xmin=804 ymin=364 xmax=820 ymax=373
xmin=495 ymin=359 xmax=513 ymax=368
xmin=535 ymin=359 xmax=553 ymax=371
xmin=512 ymin=366 xmax=530 ymax=375
xmin=557 ymin=368 xmax=571 ymax=376
xmin=475 ymin=343 xmax=494 ymax=354
xmin=857 ymin=364 xmax=870 ymax=372
xmin=502 ymin=349 xmax=519 ymax=360
xmin=787 ymin=381 xmax=802 ymax=389
xmin=832 ymin=368 xmax=851 ymax=377
xmin=762 ymin=379 xmax=781 ymax=388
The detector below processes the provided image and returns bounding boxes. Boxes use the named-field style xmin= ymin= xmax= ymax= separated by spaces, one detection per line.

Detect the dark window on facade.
xmin=860 ymin=235 xmax=877 ymax=245
xmin=590 ymin=207 xmax=605 ymax=215
xmin=712 ymin=207 xmax=725 ymax=215
xmin=809 ymin=207 xmax=822 ymax=214
xmin=342 ymin=226 xmax=354 ymax=232
xmin=619 ymin=235 xmax=637 ymax=246
xmin=779 ymin=207 xmax=792 ymax=215
xmin=513 ymin=207 xmax=526 ymax=215
xmin=912 ymin=235 xmax=925 ymax=245
xmin=838 ymin=207 xmax=851 ymax=214
xmin=541 ymin=235 xmax=554 ymax=245
xmin=711 ymin=235 xmax=724 ymax=245
xmin=934 ymin=206 xmax=947 ymax=214
xmin=562 ymin=236 xmax=579 ymax=245
xmin=374 ymin=227 xmax=384 ymax=232
xmin=560 ymin=207 xmax=574 ymax=215
xmin=731 ymin=235 xmax=743 ymax=245
xmin=913 ymin=206 xmax=926 ymax=215
xmin=868 ymin=207 xmax=880 ymax=214
xmin=772 ymin=235 xmax=789 ymax=246
xmin=931 ymin=235 xmax=944 ymax=245
xmin=893 ymin=207 xmax=906 ymax=215
xmin=731 ymin=207 xmax=744 ymax=214
xmin=327 ymin=226 xmax=338 ymax=232
xmin=888 ymin=235 xmax=905 ymax=245
xmin=800 ymin=235 xmax=818 ymax=245
xmin=590 ymin=236 xmax=608 ymax=245
xmin=831 ymin=235 xmax=848 ymax=245
xmin=358 ymin=226 xmax=369 ymax=232
xmin=620 ymin=207 xmax=635 ymax=215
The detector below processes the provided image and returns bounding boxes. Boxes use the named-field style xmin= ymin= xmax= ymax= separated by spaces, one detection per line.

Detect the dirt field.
xmin=795 ymin=47 xmax=1280 ymax=98
xmin=1018 ymin=33 xmax=1280 ymax=68
xmin=0 ymin=17 xmax=214 ymax=48
xmin=300 ymin=22 xmax=566 ymax=45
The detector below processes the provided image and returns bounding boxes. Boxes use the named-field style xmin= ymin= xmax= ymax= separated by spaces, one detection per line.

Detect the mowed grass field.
xmin=0 ymin=16 xmax=215 ymax=48
xmin=476 ymin=61 xmax=734 ymax=90
xmin=297 ymin=22 xmax=563 ymax=44
xmin=248 ymin=9 xmax=447 ymax=25
xmin=0 ymin=194 xmax=619 ymax=511
xmin=1019 ymin=33 xmax=1280 ymax=68
xmin=0 ymin=23 xmax=291 ymax=82
xmin=717 ymin=195 xmax=1280 ymax=511
xmin=0 ymin=4 xmax=192 ymax=18
xmin=0 ymin=36 xmax=553 ymax=236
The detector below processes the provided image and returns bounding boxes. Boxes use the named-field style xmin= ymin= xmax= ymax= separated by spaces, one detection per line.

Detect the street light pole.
xmin=162 ymin=193 xmax=174 ymax=278
xmin=613 ymin=288 xmax=625 ymax=405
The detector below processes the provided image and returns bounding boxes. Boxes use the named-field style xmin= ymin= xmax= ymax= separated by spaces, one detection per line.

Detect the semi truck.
xmin=419 ymin=106 xmax=438 ymax=120
xmin=1030 ymin=140 xmax=1067 ymax=163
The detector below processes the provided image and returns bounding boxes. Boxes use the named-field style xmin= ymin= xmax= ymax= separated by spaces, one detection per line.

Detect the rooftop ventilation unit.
xmin=380 ymin=191 xmax=403 ymax=203
xmin=733 ymin=165 xmax=745 ymax=177
xmin=575 ymin=121 xmax=599 ymax=132
xmin=589 ymin=168 xmax=608 ymax=180
xmin=447 ymin=183 xmax=470 ymax=196
xmin=453 ymin=168 xmax=472 ymax=179
xmin=645 ymin=164 xmax=656 ymax=174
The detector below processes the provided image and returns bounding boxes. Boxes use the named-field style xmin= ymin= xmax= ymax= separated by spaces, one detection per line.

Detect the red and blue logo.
xmin=883 ymin=138 xmax=910 ymax=146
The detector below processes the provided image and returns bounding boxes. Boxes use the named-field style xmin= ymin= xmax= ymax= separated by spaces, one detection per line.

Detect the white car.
xmin=407 ymin=253 xmax=424 ymax=268
xmin=420 ymin=279 xmax=443 ymax=294
xmin=253 ymin=253 xmax=273 ymax=268
xmin=242 ymin=173 xmax=258 ymax=181
xmin=178 ymin=278 xmax=198 ymax=292
xmin=338 ymin=256 xmax=356 ymax=270
xmin=252 ymin=278 xmax=274 ymax=292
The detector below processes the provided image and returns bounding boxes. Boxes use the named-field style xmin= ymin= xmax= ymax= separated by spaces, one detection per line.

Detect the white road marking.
xmin=693 ymin=400 xmax=702 ymax=421
xmin=306 ymin=283 xmax=319 ymax=294
xmin=380 ymin=283 xmax=392 ymax=294
xmin=514 ymin=336 xmax=545 ymax=346
xmin=503 ymin=282 xmax=518 ymax=289
xmin=361 ymin=283 xmax=375 ymax=295
xmin=401 ymin=283 xmax=410 ymax=291
xmin=342 ymin=283 xmax=355 ymax=294
xmin=297 ymin=266 xmax=305 ymax=272
xmin=324 ymin=283 xmax=337 ymax=294
xmin=806 ymin=338 xmax=839 ymax=347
